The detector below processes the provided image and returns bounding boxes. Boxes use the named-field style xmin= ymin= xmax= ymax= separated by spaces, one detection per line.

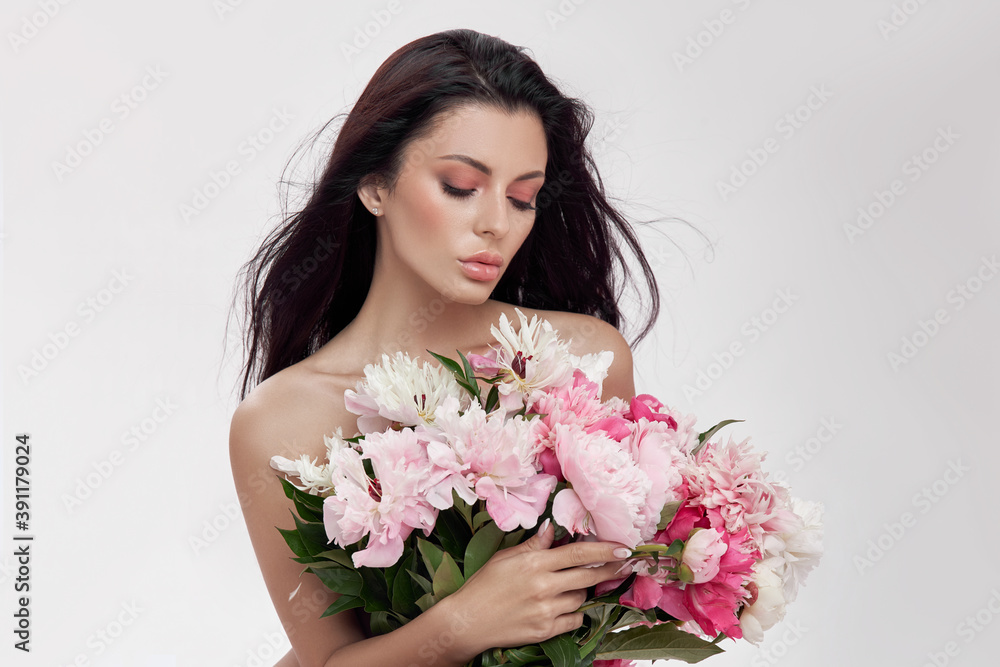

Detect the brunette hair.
xmin=229 ymin=28 xmax=664 ymax=400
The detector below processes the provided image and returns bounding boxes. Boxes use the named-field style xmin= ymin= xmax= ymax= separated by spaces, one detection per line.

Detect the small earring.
xmin=372 ymin=207 xmax=379 ymax=215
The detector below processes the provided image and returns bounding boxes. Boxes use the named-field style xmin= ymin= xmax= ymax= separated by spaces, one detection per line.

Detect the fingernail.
xmin=539 ymin=518 xmax=550 ymax=533
xmin=613 ymin=548 xmax=631 ymax=559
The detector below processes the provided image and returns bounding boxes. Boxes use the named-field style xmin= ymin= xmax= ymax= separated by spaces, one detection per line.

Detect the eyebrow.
xmin=436 ymin=154 xmax=545 ymax=181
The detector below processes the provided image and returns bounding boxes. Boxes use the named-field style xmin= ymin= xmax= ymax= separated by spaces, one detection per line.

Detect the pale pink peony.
xmin=679 ymin=528 xmax=729 ymax=584
xmin=621 ymin=419 xmax=687 ymax=541
xmin=416 ymin=396 xmax=556 ymax=531
xmin=550 ymin=423 xmax=651 ymax=548
xmin=322 ymin=428 xmax=441 ymax=568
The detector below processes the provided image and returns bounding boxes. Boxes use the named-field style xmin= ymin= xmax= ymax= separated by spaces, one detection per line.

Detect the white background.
xmin=2 ymin=1 xmax=998 ymax=666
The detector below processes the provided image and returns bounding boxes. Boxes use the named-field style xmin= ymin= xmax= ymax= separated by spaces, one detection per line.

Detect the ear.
xmin=357 ymin=174 xmax=388 ymax=214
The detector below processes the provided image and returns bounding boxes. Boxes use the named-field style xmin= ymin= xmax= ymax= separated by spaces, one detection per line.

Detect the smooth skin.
xmin=229 ymin=103 xmax=637 ymax=667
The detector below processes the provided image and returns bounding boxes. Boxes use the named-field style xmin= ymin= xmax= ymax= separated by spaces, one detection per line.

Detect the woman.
xmin=229 ymin=28 xmax=662 ymax=666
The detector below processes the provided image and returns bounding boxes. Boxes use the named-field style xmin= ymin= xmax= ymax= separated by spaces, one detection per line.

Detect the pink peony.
xmin=417 ymin=397 xmax=556 ymax=531
xmin=656 ymin=523 xmax=756 ymax=639
xmin=683 ymin=436 xmax=789 ymax=550
xmin=322 ymin=428 xmax=442 ymax=568
xmin=550 ymin=423 xmax=651 ymax=548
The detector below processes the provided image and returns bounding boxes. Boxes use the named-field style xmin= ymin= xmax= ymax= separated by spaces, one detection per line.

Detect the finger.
xmin=548 ymin=610 xmax=585 ymax=638
xmin=541 ymin=539 xmax=630 ymax=570
xmin=491 ymin=518 xmax=553 ymax=562
xmin=554 ymin=561 xmax=631 ymax=592
xmin=553 ymin=588 xmax=588 ymax=614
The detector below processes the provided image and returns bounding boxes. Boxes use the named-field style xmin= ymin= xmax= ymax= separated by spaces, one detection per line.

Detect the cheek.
xmin=402 ymin=179 xmax=452 ymax=239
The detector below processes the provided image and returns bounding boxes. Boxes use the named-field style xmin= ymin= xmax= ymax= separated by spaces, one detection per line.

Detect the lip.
xmin=459 ymin=260 xmax=500 ymax=282
xmin=461 ymin=250 xmax=504 ymax=267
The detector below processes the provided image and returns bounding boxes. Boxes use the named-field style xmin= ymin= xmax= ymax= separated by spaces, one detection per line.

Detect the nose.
xmin=475 ymin=188 xmax=511 ymax=239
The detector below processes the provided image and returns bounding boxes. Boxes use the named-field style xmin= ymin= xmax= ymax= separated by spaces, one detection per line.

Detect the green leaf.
xmin=595 ymin=623 xmax=725 ymax=663
xmin=291 ymin=511 xmax=331 ymax=556
xmin=319 ymin=594 xmax=364 ymax=618
xmin=407 ymin=569 xmax=433 ymax=595
xmin=277 ymin=527 xmax=311 ymax=559
xmin=657 ymin=500 xmax=682 ymax=531
xmin=415 ymin=591 xmax=438 ymax=613
xmin=499 ymin=528 xmax=526 ymax=551
xmin=484 ymin=384 xmax=500 ymax=413
xmin=417 ymin=538 xmax=445 ymax=575
xmin=279 ymin=477 xmax=326 ymax=511
xmin=431 ymin=551 xmax=465 ymax=599
xmin=503 ymin=645 xmax=547 ymax=664
xmin=359 ymin=567 xmax=391 ymax=612
xmin=692 ymin=419 xmax=744 ymax=456
xmin=307 ymin=566 xmax=362 ymax=597
xmin=541 ymin=634 xmax=581 ymax=667
xmin=369 ymin=610 xmax=397 ymax=635
xmin=472 ymin=510 xmax=493 ymax=531
xmin=312 ymin=548 xmax=355 ymax=568
xmin=453 ymin=490 xmax=474 ymax=527
xmin=434 ymin=507 xmax=472 ymax=561
xmin=391 ymin=552 xmax=420 ymax=618
xmin=464 ymin=520 xmax=505 ymax=579
xmin=458 ymin=349 xmax=482 ymax=400
xmin=426 ymin=350 xmax=464 ymax=377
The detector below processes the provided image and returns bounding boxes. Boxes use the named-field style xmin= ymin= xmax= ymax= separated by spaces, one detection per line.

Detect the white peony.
xmin=343 ymin=350 xmax=470 ymax=433
xmin=739 ymin=564 xmax=787 ymax=645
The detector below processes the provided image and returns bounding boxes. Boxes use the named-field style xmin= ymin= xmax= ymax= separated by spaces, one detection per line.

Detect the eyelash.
xmin=442 ymin=183 xmax=536 ymax=212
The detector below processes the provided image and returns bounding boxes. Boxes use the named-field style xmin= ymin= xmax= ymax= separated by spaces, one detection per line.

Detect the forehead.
xmin=407 ymin=103 xmax=548 ymax=172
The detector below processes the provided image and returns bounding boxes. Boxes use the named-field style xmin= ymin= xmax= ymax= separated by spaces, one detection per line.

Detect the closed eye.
xmin=441 ymin=182 xmax=536 ymax=212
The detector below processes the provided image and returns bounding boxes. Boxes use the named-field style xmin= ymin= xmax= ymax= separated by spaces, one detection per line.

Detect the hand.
xmin=433 ymin=520 xmax=631 ymax=657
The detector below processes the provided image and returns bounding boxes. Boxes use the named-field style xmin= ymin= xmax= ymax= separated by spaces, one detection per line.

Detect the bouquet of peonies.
xmin=271 ymin=309 xmax=823 ymax=666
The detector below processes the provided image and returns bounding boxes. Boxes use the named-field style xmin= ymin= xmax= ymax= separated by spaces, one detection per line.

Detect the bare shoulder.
xmin=230 ymin=364 xmax=357 ymax=469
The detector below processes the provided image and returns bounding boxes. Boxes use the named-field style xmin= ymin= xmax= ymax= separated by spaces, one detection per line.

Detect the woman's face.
xmin=362 ymin=103 xmax=547 ymax=302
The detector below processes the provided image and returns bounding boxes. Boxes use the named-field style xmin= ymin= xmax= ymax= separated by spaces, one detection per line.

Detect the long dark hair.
xmin=229 ymin=28 xmax=663 ymax=401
